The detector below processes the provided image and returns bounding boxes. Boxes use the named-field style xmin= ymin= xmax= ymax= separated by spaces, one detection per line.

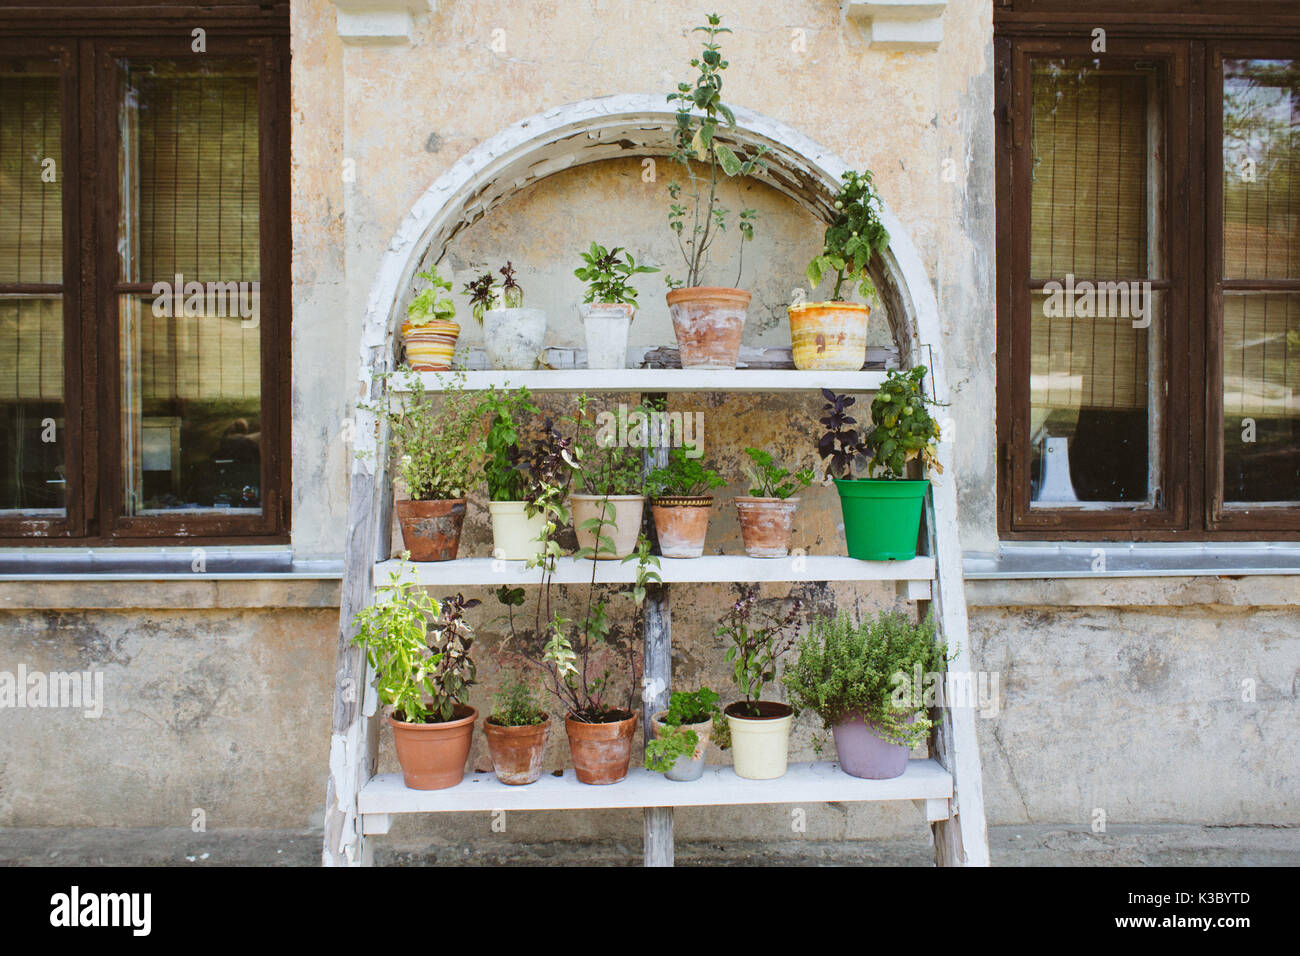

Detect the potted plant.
xmin=496 ymin=514 xmax=661 ymax=785
xmin=573 ymin=242 xmax=659 ymax=369
xmin=716 ymin=585 xmax=802 ymax=780
xmin=482 ymin=670 xmax=551 ymax=786
xmin=791 ymin=170 xmax=890 ymax=370
xmin=482 ymin=387 xmax=553 ymax=561
xmin=463 ymin=262 xmax=547 ymax=370
xmin=734 ymin=447 xmax=813 ymax=558
xmin=350 ymin=564 xmax=479 ymax=790
xmin=403 ymin=268 xmax=460 ymax=372
xmin=784 ymin=609 xmax=949 ymax=780
xmin=371 ymin=371 xmax=486 ymax=561
xmin=645 ymin=446 xmax=725 ymax=558
xmin=646 ymin=686 xmax=721 ymax=782
xmin=567 ymin=395 xmax=646 ymax=560
xmin=663 ymin=13 xmax=768 ymax=368
xmin=818 ymin=367 xmax=943 ymax=560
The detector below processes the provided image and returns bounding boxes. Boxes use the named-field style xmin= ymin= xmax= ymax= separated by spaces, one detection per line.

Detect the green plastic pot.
xmin=833 ymin=478 xmax=929 ymax=560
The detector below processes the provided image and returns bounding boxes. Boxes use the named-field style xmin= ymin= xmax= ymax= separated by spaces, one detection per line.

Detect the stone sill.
xmin=331 ymin=0 xmax=435 ymax=45
xmin=845 ymin=0 xmax=948 ymax=51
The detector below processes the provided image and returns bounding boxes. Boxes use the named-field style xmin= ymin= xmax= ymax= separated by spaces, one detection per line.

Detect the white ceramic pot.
xmin=725 ymin=701 xmax=794 ymax=780
xmin=487 ymin=500 xmax=548 ymax=560
xmin=483 ymin=307 xmax=546 ymax=370
xmin=579 ymin=302 xmax=633 ymax=369
xmin=570 ymin=493 xmax=644 ymax=559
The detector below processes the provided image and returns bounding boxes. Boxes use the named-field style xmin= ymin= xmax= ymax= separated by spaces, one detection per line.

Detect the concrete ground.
xmin=2 ymin=825 xmax=1297 ymax=866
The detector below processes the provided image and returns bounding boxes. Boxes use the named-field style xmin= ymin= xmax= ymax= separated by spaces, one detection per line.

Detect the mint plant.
xmin=574 ymin=242 xmax=659 ymax=307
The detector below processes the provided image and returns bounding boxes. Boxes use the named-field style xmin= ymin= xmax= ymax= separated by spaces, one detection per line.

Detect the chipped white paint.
xmin=328 ymin=94 xmax=988 ymax=867
xmin=331 ymin=0 xmax=435 ymax=44
xmin=845 ymin=0 xmax=948 ymax=51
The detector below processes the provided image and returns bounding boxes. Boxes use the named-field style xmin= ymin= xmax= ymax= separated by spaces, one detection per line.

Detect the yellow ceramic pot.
xmin=787 ymin=301 xmax=870 ymax=370
xmin=402 ymin=319 xmax=460 ymax=371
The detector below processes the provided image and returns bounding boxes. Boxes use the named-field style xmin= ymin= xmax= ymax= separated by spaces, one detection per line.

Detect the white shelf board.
xmin=401 ymin=368 xmax=886 ymax=394
xmin=359 ymin=758 xmax=952 ymax=815
xmin=373 ymin=554 xmax=936 ymax=587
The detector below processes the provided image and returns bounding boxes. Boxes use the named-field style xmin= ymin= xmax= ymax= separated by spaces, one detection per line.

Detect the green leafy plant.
xmin=783 ymin=609 xmax=950 ymax=750
xmin=716 ymin=584 xmax=803 ymax=717
xmin=350 ymin=561 xmax=479 ymax=724
xmin=805 ymin=169 xmax=890 ymax=303
xmin=665 ymin=12 xmax=768 ymax=289
xmin=818 ymin=367 xmax=944 ymax=480
xmin=645 ymin=446 xmax=725 ymax=499
xmin=574 ymin=242 xmax=659 ymax=307
xmin=482 ymin=387 xmax=542 ymax=501
xmin=741 ymin=447 xmax=814 ymax=499
xmin=406 ymin=268 xmax=457 ymax=327
xmin=368 ymin=371 xmax=487 ymax=501
xmin=488 ymin=670 xmax=548 ymax=727
xmin=567 ymin=394 xmax=645 ymax=497
xmin=645 ymin=686 xmax=721 ymax=773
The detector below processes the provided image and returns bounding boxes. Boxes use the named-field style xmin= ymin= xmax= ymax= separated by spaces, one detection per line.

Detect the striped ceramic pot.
xmin=402 ymin=319 xmax=460 ymax=371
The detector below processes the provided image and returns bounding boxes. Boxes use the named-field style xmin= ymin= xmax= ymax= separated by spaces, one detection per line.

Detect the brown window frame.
xmin=996 ymin=2 xmax=1300 ymax=541
xmin=0 ymin=5 xmax=290 ymax=546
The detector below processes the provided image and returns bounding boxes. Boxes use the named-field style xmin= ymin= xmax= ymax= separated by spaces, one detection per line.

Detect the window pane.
xmin=117 ymin=59 xmax=262 ymax=515
xmin=1222 ymin=292 xmax=1300 ymax=505
xmin=1030 ymin=58 xmax=1159 ymax=280
xmin=0 ymin=61 xmax=62 ymax=284
xmin=1030 ymin=291 xmax=1163 ymax=506
xmin=1223 ymin=59 xmax=1299 ymax=281
xmin=0 ymin=297 xmax=65 ymax=511
xmin=1 ymin=59 xmax=65 ymax=515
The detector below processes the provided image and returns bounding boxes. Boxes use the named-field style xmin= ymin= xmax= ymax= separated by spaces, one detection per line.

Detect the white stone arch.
xmin=354 ymin=93 xmax=948 ymax=420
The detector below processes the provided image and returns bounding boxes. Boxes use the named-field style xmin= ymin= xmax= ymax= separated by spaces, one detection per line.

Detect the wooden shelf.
xmin=401 ymin=368 xmax=886 ymax=394
xmin=374 ymin=554 xmax=935 ymax=595
xmin=358 ymin=759 xmax=953 ymax=828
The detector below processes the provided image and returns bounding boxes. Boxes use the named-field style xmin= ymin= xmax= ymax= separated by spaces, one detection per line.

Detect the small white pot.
xmin=725 ymin=702 xmax=794 ymax=780
xmin=579 ymin=302 xmax=633 ymax=369
xmin=487 ymin=500 xmax=548 ymax=561
xmin=483 ymin=307 xmax=546 ymax=370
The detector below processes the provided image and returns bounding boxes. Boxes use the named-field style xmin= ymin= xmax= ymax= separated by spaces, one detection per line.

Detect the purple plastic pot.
xmin=831 ymin=713 xmax=912 ymax=779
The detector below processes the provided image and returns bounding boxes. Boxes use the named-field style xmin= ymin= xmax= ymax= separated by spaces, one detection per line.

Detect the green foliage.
xmin=644 ymin=687 xmax=720 ymax=773
xmin=489 ymin=671 xmax=548 ymax=727
xmin=861 ymin=367 xmax=943 ymax=480
xmin=350 ymin=561 xmax=478 ymax=724
xmin=665 ymin=13 xmax=768 ymax=289
xmin=368 ymin=371 xmax=487 ymax=501
xmin=717 ymin=585 xmax=802 ymax=715
xmin=567 ymin=395 xmax=645 ymax=497
xmin=481 ymin=387 xmax=541 ymax=501
xmin=574 ymin=242 xmax=659 ymax=307
xmin=406 ymin=268 xmax=457 ymax=326
xmin=805 ymin=169 xmax=890 ymax=302
xmin=621 ymin=535 xmax=662 ymax=606
xmin=645 ymin=447 xmax=726 ymax=499
xmin=741 ymin=447 xmax=814 ymax=499
xmin=783 ymin=609 xmax=949 ymax=749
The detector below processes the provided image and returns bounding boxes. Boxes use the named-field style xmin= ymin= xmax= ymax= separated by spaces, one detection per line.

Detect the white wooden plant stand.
xmin=324 ymin=95 xmax=989 ymax=867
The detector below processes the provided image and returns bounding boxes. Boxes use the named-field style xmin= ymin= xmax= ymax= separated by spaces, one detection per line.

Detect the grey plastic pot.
xmin=651 ymin=711 xmax=713 ymax=782
xmin=831 ymin=712 xmax=913 ymax=779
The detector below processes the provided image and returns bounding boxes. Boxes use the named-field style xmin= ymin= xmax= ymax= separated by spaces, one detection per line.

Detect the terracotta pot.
xmin=725 ymin=701 xmax=793 ymax=780
xmin=787 ymin=301 xmax=870 ymax=370
xmin=665 ymin=286 xmax=750 ymax=368
xmin=734 ymin=495 xmax=799 ymax=558
xmin=395 ymin=498 xmax=466 ymax=561
xmin=566 ymin=710 xmax=638 ymax=784
xmin=651 ymin=496 xmax=713 ymax=558
xmin=388 ymin=704 xmax=476 ymax=790
xmin=579 ymin=302 xmax=633 ymax=369
xmin=651 ymin=711 xmax=714 ymax=782
xmin=483 ymin=307 xmax=546 ymax=370
xmin=401 ymin=319 xmax=460 ymax=372
xmin=483 ymin=714 xmax=551 ymax=785
xmin=571 ymin=493 xmax=645 ymax=559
